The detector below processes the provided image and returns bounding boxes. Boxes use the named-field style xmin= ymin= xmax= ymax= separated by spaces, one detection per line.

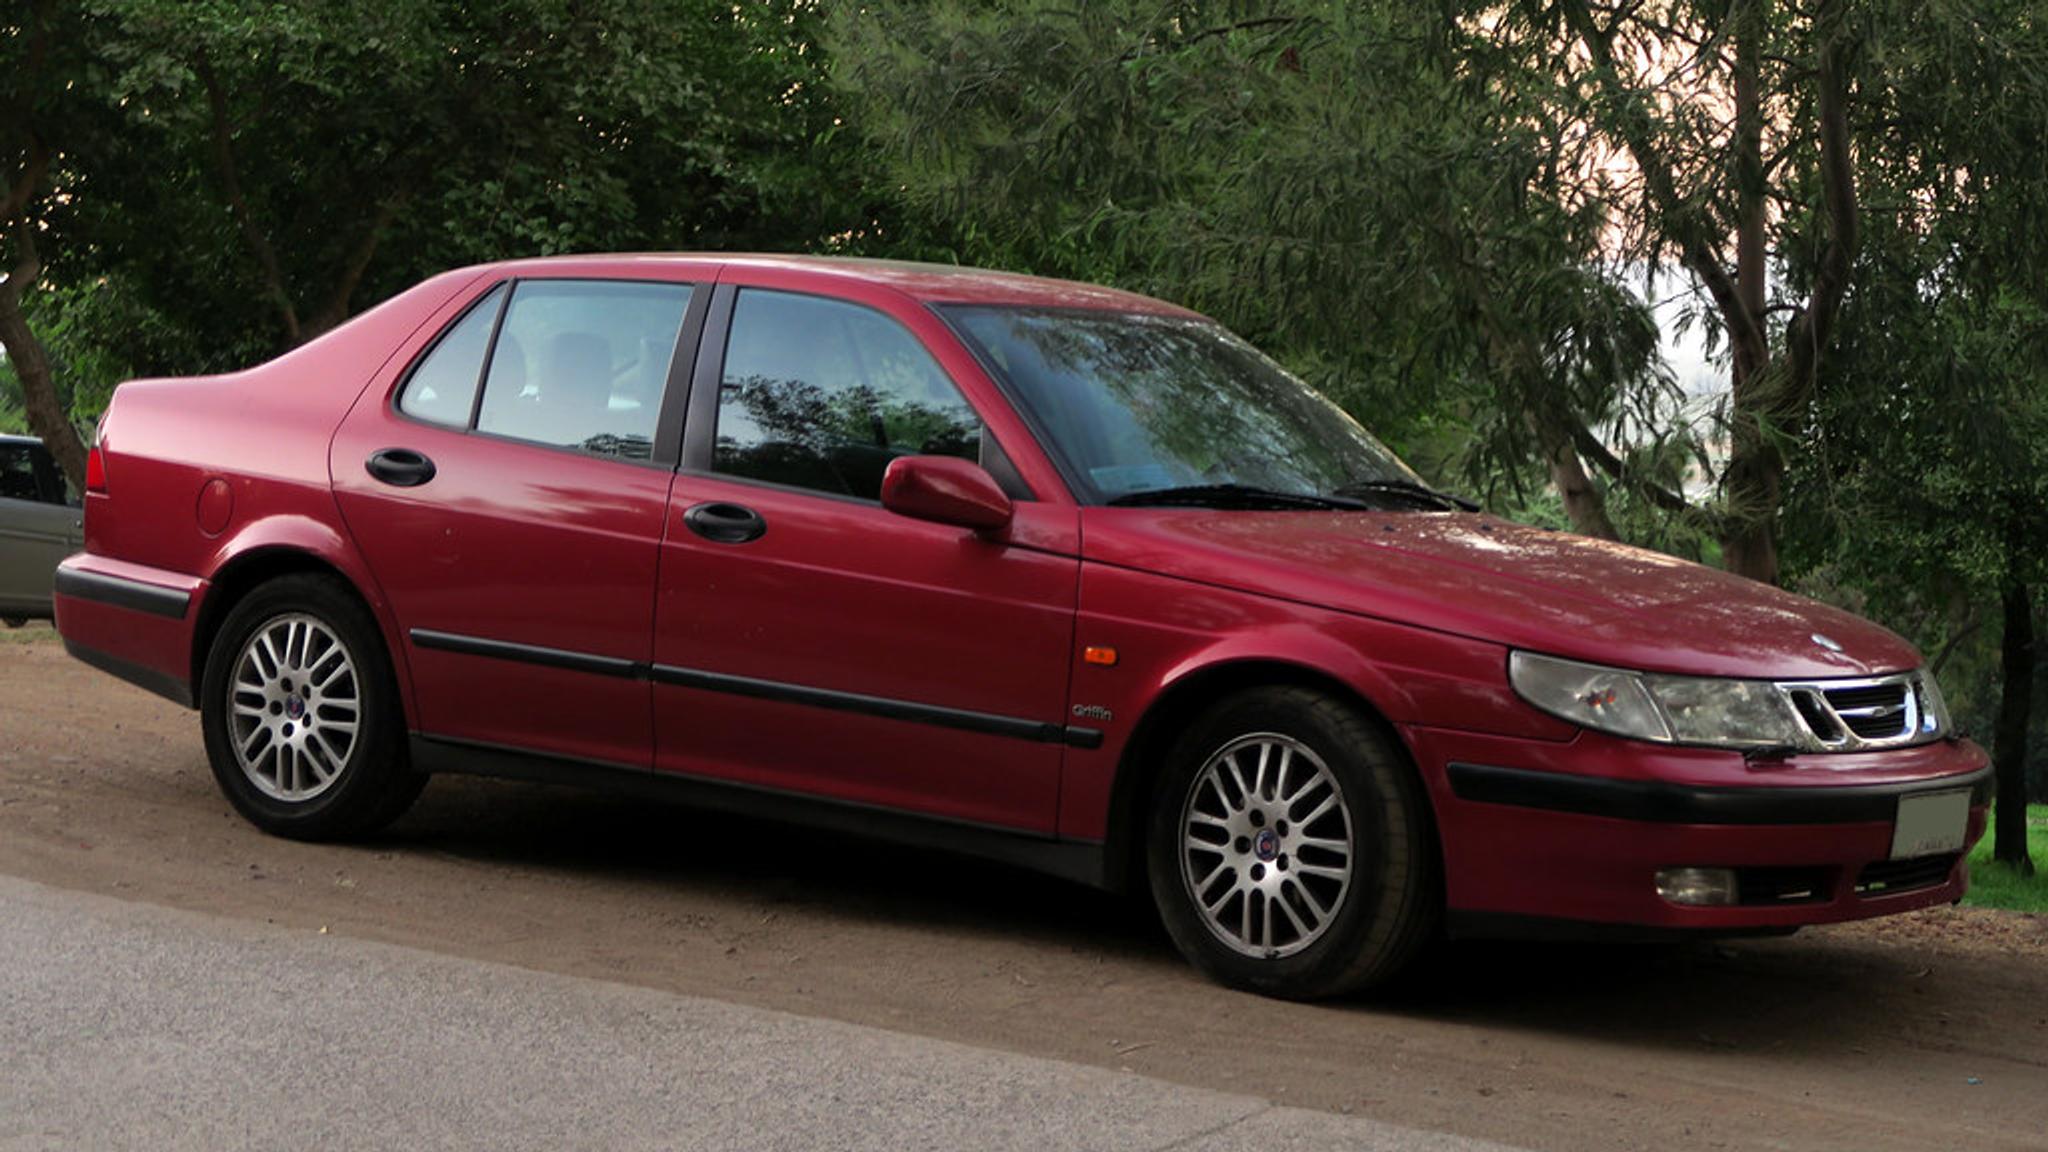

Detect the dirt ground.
xmin=3 ymin=625 xmax=2044 ymax=1152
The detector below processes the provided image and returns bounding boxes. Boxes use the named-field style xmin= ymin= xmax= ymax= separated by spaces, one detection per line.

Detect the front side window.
xmin=474 ymin=280 xmax=693 ymax=461
xmin=713 ymin=289 xmax=983 ymax=499
xmin=946 ymin=307 xmax=1424 ymax=505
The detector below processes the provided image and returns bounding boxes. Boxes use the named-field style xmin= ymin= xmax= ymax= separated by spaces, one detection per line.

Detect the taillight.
xmin=85 ymin=445 xmax=107 ymax=493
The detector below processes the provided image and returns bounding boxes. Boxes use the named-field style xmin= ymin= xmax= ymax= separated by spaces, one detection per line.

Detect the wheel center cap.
xmin=284 ymin=695 xmax=306 ymax=721
xmin=1252 ymin=828 xmax=1280 ymax=862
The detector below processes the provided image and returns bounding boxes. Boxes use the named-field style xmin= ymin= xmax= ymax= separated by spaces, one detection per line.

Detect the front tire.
xmin=1146 ymin=686 xmax=1438 ymax=999
xmin=199 ymin=574 xmax=422 ymax=840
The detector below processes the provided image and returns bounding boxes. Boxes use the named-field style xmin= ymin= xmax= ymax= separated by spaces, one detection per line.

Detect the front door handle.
xmin=683 ymin=501 xmax=766 ymax=544
xmin=365 ymin=448 xmax=437 ymax=488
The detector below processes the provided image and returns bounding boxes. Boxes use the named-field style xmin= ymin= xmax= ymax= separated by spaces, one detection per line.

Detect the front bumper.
xmin=52 ymin=555 xmax=205 ymax=708
xmin=1407 ymin=725 xmax=1991 ymax=936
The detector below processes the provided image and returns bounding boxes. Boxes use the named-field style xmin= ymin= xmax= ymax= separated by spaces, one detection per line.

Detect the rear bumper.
xmin=52 ymin=555 xmax=204 ymax=708
xmin=1409 ymin=726 xmax=1992 ymax=935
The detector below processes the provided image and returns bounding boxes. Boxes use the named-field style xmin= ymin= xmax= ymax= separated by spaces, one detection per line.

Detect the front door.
xmin=332 ymin=276 xmax=701 ymax=768
xmin=652 ymin=286 xmax=1079 ymax=831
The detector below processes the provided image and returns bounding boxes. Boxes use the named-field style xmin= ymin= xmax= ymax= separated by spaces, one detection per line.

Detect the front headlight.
xmin=1509 ymin=651 xmax=1810 ymax=750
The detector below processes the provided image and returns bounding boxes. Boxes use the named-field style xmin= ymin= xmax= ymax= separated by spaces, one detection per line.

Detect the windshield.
xmin=944 ymin=307 xmax=1424 ymax=506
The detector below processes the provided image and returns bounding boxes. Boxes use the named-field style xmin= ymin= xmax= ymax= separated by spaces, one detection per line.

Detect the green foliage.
xmin=828 ymin=1 xmax=1674 ymax=497
xmin=15 ymin=0 xmax=877 ymax=426
xmin=1780 ymin=0 xmax=2048 ymax=801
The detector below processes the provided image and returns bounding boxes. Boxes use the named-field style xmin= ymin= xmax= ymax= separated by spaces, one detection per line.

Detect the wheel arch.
xmin=1098 ymin=657 xmax=1433 ymax=895
xmin=192 ymin=537 xmax=411 ymax=727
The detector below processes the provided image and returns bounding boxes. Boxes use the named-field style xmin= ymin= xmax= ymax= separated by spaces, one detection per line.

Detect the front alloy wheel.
xmin=1179 ymin=733 xmax=1354 ymax=959
xmin=1147 ymin=686 xmax=1438 ymax=1000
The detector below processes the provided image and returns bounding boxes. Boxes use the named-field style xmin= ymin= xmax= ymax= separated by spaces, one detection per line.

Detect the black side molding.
xmin=1446 ymin=760 xmax=1993 ymax=826
xmin=407 ymin=627 xmax=1103 ymax=749
xmin=410 ymin=629 xmax=640 ymax=679
xmin=409 ymin=734 xmax=1111 ymax=888
xmin=62 ymin=640 xmax=194 ymax=709
xmin=53 ymin=568 xmax=191 ymax=620
xmin=649 ymin=663 xmax=1100 ymax=748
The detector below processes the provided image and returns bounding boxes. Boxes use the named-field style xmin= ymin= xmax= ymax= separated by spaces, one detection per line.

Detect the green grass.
xmin=1964 ymin=804 xmax=2048 ymax=913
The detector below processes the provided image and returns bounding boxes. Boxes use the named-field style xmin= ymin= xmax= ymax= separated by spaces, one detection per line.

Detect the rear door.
xmin=650 ymin=283 xmax=1082 ymax=832
xmin=0 ymin=441 xmax=81 ymax=619
xmin=331 ymin=276 xmax=706 ymax=768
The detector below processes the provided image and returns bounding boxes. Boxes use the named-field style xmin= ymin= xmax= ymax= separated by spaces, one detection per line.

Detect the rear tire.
xmin=199 ymin=574 xmax=423 ymax=840
xmin=1146 ymin=686 xmax=1438 ymax=999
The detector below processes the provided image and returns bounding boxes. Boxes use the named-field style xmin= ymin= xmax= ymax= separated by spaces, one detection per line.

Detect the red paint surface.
xmin=54 ymin=253 xmax=1988 ymax=932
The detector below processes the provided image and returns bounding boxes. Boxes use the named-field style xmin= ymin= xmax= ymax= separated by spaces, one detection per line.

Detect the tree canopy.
xmin=2 ymin=0 xmax=2042 ymax=866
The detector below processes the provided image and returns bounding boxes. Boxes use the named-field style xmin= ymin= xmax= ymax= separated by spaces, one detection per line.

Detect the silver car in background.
xmin=0 ymin=434 xmax=82 ymax=626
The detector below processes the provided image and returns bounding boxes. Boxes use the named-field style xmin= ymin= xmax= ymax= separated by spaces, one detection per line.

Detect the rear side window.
xmin=713 ymin=289 xmax=982 ymax=499
xmin=475 ymin=280 xmax=693 ymax=461
xmin=399 ymin=284 xmax=507 ymax=428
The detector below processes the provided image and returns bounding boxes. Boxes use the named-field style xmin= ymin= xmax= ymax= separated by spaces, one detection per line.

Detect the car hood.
xmin=1081 ymin=509 xmax=1921 ymax=679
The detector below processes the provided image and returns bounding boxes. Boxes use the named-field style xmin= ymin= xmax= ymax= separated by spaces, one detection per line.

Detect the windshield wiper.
xmin=1106 ymin=484 xmax=1372 ymax=511
xmin=1330 ymin=479 xmax=1478 ymax=512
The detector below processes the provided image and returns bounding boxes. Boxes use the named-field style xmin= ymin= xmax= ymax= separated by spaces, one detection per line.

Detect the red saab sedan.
xmin=54 ymin=254 xmax=1988 ymax=999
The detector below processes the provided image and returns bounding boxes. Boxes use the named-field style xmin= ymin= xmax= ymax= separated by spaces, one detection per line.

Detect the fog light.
xmin=1655 ymin=867 xmax=1739 ymax=907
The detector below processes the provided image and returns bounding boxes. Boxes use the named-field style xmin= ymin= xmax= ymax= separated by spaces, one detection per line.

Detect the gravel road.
xmin=2 ymin=627 xmax=2044 ymax=1150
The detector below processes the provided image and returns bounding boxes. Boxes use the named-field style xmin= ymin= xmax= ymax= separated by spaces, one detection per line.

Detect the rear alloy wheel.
xmin=1147 ymin=686 xmax=1438 ymax=999
xmin=200 ymin=574 xmax=423 ymax=840
xmin=228 ymin=613 xmax=361 ymax=802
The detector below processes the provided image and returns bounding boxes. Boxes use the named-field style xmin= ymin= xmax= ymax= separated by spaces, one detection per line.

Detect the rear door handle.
xmin=365 ymin=448 xmax=437 ymax=488
xmin=683 ymin=501 xmax=766 ymax=544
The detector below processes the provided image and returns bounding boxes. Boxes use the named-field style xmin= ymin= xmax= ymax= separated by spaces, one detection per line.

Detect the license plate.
xmin=1891 ymin=789 xmax=1971 ymax=860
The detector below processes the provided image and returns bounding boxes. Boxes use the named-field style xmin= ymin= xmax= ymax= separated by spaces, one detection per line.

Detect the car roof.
xmin=473 ymin=253 xmax=1205 ymax=318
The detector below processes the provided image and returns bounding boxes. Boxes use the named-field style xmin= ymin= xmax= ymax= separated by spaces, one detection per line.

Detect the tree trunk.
xmin=1992 ymin=581 xmax=2037 ymax=874
xmin=0 ymin=222 xmax=85 ymax=489
xmin=1531 ymin=409 xmax=1618 ymax=539
xmin=1719 ymin=0 xmax=1778 ymax=585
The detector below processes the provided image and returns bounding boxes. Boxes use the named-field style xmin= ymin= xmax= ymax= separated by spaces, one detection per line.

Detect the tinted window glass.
xmin=714 ymin=290 xmax=981 ymax=499
xmin=399 ymin=284 xmax=506 ymax=428
xmin=30 ymin=444 xmax=72 ymax=505
xmin=476 ymin=280 xmax=692 ymax=461
xmin=948 ymin=307 xmax=1422 ymax=504
xmin=0 ymin=444 xmax=42 ymax=503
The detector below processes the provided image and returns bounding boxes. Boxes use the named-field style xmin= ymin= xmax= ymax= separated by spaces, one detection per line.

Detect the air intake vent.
xmin=1819 ymin=681 xmax=1912 ymax=740
xmin=1855 ymin=854 xmax=1959 ymax=897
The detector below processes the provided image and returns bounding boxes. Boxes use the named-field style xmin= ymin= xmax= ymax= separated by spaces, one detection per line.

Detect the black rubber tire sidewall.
xmin=1145 ymin=686 xmax=1438 ymax=1000
xmin=199 ymin=574 xmax=421 ymax=840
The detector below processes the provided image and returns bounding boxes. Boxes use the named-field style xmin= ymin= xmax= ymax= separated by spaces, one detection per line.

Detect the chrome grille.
xmin=1776 ymin=672 xmax=1935 ymax=752
xmin=1821 ymin=682 xmax=1912 ymax=740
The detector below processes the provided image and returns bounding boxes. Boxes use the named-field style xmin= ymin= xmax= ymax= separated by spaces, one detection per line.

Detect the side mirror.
xmin=880 ymin=455 xmax=1014 ymax=533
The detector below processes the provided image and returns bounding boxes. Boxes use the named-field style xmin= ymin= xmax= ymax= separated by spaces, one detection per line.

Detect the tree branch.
xmin=1931 ymin=609 xmax=1984 ymax=677
xmin=1780 ymin=0 xmax=1858 ymax=398
xmin=306 ymin=187 xmax=411 ymax=338
xmin=1119 ymin=16 xmax=1306 ymax=62
xmin=0 ymin=136 xmax=50 ymax=225
xmin=0 ymin=219 xmax=86 ymax=487
xmin=1569 ymin=420 xmax=1695 ymax=513
xmin=195 ymin=49 xmax=301 ymax=346
xmin=1 ymin=219 xmax=41 ymax=306
xmin=1550 ymin=0 xmax=1768 ymax=372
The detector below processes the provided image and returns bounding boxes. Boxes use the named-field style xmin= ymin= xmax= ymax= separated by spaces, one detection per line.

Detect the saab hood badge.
xmin=1811 ymin=633 xmax=1845 ymax=653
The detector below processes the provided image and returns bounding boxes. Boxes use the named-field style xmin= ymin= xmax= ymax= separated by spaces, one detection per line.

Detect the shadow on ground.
xmin=380 ymin=771 xmax=2017 ymax=1066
